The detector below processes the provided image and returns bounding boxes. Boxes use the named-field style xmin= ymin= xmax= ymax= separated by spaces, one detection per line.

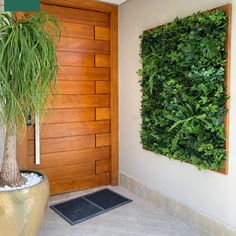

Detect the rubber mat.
xmin=50 ymin=188 xmax=132 ymax=225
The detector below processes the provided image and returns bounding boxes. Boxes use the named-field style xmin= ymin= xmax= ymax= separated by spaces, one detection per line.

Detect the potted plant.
xmin=0 ymin=12 xmax=60 ymax=235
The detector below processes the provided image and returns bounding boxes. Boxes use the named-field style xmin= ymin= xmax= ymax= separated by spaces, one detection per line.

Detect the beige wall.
xmin=0 ymin=0 xmax=3 ymax=11
xmin=119 ymin=0 xmax=236 ymax=230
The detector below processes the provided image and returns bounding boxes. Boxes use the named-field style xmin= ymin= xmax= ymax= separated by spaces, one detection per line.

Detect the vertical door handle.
xmin=35 ymin=115 xmax=40 ymax=165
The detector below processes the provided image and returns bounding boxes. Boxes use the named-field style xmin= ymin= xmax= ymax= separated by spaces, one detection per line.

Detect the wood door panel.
xmin=96 ymin=107 xmax=110 ymax=120
xmin=58 ymin=67 xmax=110 ymax=81
xmin=95 ymin=81 xmax=110 ymax=94
xmin=42 ymin=4 xmax=109 ymax=27
xmin=95 ymin=26 xmax=110 ymax=41
xmin=28 ymin=146 xmax=110 ymax=169
xmin=28 ymin=121 xmax=110 ymax=139
xmin=57 ymin=37 xmax=109 ymax=54
xmin=95 ymin=54 xmax=110 ymax=67
xmin=57 ymin=51 xmax=94 ymax=67
xmin=95 ymin=159 xmax=111 ymax=174
xmin=96 ymin=133 xmax=110 ymax=147
xmin=61 ymin=22 xmax=94 ymax=39
xmin=17 ymin=2 xmax=118 ymax=195
xmin=39 ymin=162 xmax=95 ymax=180
xmin=49 ymin=173 xmax=110 ymax=195
xmin=56 ymin=81 xmax=95 ymax=95
xmin=28 ymin=135 xmax=95 ymax=155
xmin=43 ymin=108 xmax=95 ymax=124
xmin=51 ymin=95 xmax=110 ymax=109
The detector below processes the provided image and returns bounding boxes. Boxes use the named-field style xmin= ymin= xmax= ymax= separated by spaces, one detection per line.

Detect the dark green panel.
xmin=5 ymin=0 xmax=40 ymax=11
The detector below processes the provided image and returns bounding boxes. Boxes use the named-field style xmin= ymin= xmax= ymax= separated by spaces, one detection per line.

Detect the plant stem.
xmin=0 ymin=131 xmax=26 ymax=187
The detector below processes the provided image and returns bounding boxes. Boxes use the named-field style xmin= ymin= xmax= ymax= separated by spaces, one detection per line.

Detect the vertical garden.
xmin=139 ymin=9 xmax=229 ymax=170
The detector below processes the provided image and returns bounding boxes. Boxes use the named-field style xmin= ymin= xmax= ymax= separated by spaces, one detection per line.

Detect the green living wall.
xmin=139 ymin=9 xmax=228 ymax=170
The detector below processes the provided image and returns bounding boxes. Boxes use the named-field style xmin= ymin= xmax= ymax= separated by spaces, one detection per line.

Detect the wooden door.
xmin=17 ymin=0 xmax=118 ymax=195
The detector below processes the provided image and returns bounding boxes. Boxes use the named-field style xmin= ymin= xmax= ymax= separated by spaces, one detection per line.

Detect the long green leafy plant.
xmin=0 ymin=12 xmax=60 ymax=187
xmin=139 ymin=9 xmax=228 ymax=170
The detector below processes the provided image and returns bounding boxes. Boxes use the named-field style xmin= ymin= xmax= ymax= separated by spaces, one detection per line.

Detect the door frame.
xmin=17 ymin=0 xmax=119 ymax=185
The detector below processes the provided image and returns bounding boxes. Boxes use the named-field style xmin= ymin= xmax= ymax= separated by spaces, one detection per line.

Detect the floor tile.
xmin=39 ymin=186 xmax=207 ymax=236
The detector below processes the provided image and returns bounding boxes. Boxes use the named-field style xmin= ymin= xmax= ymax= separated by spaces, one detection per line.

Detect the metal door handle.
xmin=27 ymin=115 xmax=32 ymax=126
xmin=35 ymin=115 xmax=40 ymax=165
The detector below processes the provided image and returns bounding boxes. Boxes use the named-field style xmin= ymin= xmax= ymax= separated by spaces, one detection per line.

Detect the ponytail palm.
xmin=0 ymin=12 xmax=60 ymax=187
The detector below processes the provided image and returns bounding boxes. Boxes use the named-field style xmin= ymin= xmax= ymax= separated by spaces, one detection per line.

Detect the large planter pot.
xmin=0 ymin=170 xmax=49 ymax=236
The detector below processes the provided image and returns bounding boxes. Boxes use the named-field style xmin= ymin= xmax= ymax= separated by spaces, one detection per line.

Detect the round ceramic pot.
xmin=0 ymin=170 xmax=49 ymax=236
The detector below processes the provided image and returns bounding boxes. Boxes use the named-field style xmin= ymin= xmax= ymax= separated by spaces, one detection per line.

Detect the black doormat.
xmin=50 ymin=188 xmax=132 ymax=225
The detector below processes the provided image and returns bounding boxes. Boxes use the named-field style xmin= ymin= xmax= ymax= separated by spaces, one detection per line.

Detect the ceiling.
xmin=98 ymin=0 xmax=128 ymax=5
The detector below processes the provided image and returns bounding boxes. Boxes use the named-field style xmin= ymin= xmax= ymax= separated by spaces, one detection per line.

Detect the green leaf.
xmin=0 ymin=12 xmax=61 ymax=135
xmin=138 ymin=8 xmax=228 ymax=170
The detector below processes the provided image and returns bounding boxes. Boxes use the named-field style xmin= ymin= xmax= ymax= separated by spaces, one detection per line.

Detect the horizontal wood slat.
xmin=96 ymin=133 xmax=110 ymax=147
xmin=96 ymin=81 xmax=110 ymax=94
xmin=58 ymin=67 xmax=110 ymax=81
xmin=95 ymin=26 xmax=110 ymax=41
xmin=95 ymin=54 xmax=110 ymax=67
xmin=28 ymin=135 xmax=95 ymax=155
xmin=96 ymin=107 xmax=110 ymax=120
xmin=61 ymin=22 xmax=94 ymax=39
xmin=42 ymin=4 xmax=109 ymax=27
xmin=57 ymin=51 xmax=94 ymax=67
xmin=41 ymin=0 xmax=118 ymax=13
xmin=39 ymin=162 xmax=95 ymax=180
xmin=96 ymin=159 xmax=111 ymax=174
xmin=57 ymin=37 xmax=109 ymax=54
xmin=56 ymin=81 xmax=95 ymax=95
xmin=43 ymin=108 xmax=95 ymax=124
xmin=49 ymin=173 xmax=110 ymax=195
xmin=51 ymin=95 xmax=110 ymax=109
xmin=28 ymin=146 xmax=110 ymax=169
xmin=17 ymin=1 xmax=118 ymax=194
xmin=28 ymin=121 xmax=110 ymax=139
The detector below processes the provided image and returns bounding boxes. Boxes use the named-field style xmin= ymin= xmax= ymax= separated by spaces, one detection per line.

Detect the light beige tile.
xmin=120 ymin=173 xmax=236 ymax=236
xmin=39 ymin=186 xmax=204 ymax=236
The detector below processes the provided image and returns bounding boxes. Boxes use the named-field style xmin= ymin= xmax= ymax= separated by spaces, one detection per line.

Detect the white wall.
xmin=0 ymin=1 xmax=3 ymax=12
xmin=98 ymin=0 xmax=128 ymax=4
xmin=119 ymin=0 xmax=236 ymax=229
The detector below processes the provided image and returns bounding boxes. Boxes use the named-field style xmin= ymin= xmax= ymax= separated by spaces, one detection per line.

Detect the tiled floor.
xmin=39 ymin=186 xmax=207 ymax=236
